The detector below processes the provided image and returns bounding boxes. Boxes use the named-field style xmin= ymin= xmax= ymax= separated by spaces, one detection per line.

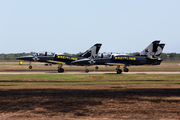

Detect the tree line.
xmin=0 ymin=52 xmax=180 ymax=61
xmin=130 ymin=52 xmax=180 ymax=60
xmin=0 ymin=52 xmax=35 ymax=61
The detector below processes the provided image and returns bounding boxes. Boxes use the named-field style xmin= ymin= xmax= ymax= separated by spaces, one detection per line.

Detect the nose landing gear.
xmin=116 ymin=65 xmax=122 ymax=74
xmin=85 ymin=66 xmax=89 ymax=73
xmin=29 ymin=61 xmax=32 ymax=69
xmin=117 ymin=69 xmax=122 ymax=74
xmin=29 ymin=65 xmax=32 ymax=69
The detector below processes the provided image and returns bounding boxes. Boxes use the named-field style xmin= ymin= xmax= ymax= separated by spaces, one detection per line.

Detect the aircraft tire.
xmin=58 ymin=68 xmax=64 ymax=73
xmin=85 ymin=69 xmax=89 ymax=73
xmin=117 ymin=69 xmax=122 ymax=74
xmin=61 ymin=68 xmax=64 ymax=72
xmin=124 ymin=68 xmax=129 ymax=72
xmin=95 ymin=66 xmax=98 ymax=70
xmin=29 ymin=66 xmax=32 ymax=69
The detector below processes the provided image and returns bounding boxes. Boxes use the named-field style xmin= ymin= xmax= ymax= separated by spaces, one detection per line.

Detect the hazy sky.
xmin=0 ymin=0 xmax=180 ymax=54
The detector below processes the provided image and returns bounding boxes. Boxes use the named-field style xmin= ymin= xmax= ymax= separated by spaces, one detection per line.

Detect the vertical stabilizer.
xmin=81 ymin=43 xmax=102 ymax=58
xmin=140 ymin=41 xmax=160 ymax=58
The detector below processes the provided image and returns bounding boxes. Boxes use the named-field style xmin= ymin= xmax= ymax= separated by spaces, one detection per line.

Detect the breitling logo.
xmin=32 ymin=57 xmax=39 ymax=61
xmin=88 ymin=59 xmax=96 ymax=64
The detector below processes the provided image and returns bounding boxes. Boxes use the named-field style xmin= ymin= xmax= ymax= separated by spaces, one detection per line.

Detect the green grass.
xmin=1 ymin=74 xmax=180 ymax=81
xmin=0 ymin=74 xmax=176 ymax=80
xmin=163 ymin=60 xmax=180 ymax=63
xmin=0 ymin=74 xmax=180 ymax=86
xmin=0 ymin=82 xmax=26 ymax=85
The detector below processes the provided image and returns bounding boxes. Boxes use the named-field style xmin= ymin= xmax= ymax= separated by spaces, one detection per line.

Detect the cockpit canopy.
xmin=97 ymin=52 xmax=128 ymax=58
xmin=33 ymin=51 xmax=55 ymax=57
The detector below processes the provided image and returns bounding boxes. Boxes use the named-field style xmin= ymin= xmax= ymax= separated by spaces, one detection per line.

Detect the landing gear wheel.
xmin=124 ymin=68 xmax=129 ymax=72
xmin=58 ymin=68 xmax=64 ymax=73
xmin=95 ymin=66 xmax=98 ymax=70
xmin=85 ymin=69 xmax=89 ymax=73
xmin=29 ymin=66 xmax=32 ymax=69
xmin=61 ymin=68 xmax=64 ymax=73
xmin=117 ymin=69 xmax=122 ymax=74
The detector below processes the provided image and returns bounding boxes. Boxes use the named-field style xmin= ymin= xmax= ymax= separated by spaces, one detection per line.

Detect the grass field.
xmin=0 ymin=61 xmax=180 ymax=119
xmin=0 ymin=61 xmax=180 ymax=73
xmin=0 ymin=74 xmax=180 ymax=85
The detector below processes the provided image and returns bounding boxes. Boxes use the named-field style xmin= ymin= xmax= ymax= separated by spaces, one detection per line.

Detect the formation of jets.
xmin=16 ymin=41 xmax=165 ymax=74
xmin=16 ymin=44 xmax=102 ymax=73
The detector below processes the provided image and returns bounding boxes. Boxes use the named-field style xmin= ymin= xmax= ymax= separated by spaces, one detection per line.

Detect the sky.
xmin=0 ymin=0 xmax=180 ymax=54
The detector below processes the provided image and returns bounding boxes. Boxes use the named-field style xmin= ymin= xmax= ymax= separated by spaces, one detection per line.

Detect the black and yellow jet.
xmin=71 ymin=41 xmax=165 ymax=74
xmin=16 ymin=43 xmax=102 ymax=73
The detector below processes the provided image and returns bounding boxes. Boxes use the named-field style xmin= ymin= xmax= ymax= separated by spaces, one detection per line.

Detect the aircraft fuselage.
xmin=16 ymin=54 xmax=85 ymax=65
xmin=71 ymin=55 xmax=162 ymax=66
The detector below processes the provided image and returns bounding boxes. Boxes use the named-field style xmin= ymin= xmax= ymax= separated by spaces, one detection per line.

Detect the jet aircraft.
xmin=16 ymin=43 xmax=102 ymax=73
xmin=71 ymin=41 xmax=165 ymax=74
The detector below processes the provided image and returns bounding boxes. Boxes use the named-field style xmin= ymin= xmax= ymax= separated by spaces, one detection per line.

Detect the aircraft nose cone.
xmin=16 ymin=55 xmax=34 ymax=61
xmin=16 ymin=57 xmax=23 ymax=60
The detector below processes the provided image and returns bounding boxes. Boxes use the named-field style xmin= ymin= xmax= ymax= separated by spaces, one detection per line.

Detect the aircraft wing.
xmin=106 ymin=63 xmax=125 ymax=66
xmin=47 ymin=60 xmax=66 ymax=64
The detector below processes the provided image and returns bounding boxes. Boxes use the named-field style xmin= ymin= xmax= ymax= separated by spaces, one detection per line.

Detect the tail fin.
xmin=155 ymin=44 xmax=165 ymax=57
xmin=140 ymin=41 xmax=160 ymax=58
xmin=80 ymin=43 xmax=102 ymax=58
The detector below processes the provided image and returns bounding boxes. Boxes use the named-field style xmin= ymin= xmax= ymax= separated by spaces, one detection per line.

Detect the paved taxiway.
xmin=0 ymin=72 xmax=180 ymax=74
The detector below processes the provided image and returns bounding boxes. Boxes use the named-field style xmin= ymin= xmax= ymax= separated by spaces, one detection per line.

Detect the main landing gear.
xmin=58 ymin=63 xmax=64 ymax=73
xmin=116 ymin=65 xmax=122 ymax=74
xmin=116 ymin=65 xmax=129 ymax=74
xmin=123 ymin=67 xmax=129 ymax=72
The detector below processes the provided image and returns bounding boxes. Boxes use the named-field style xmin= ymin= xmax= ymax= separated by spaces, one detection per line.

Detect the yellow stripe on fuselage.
xmin=48 ymin=60 xmax=65 ymax=64
xmin=106 ymin=63 xmax=124 ymax=65
xmin=150 ymin=58 xmax=162 ymax=60
xmin=142 ymin=64 xmax=153 ymax=66
xmin=150 ymin=58 xmax=156 ymax=59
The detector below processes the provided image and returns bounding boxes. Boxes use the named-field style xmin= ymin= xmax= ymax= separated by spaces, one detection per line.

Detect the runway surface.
xmin=0 ymin=72 xmax=180 ymax=74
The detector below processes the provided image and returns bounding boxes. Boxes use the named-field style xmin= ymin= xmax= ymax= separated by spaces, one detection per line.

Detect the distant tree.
xmin=129 ymin=52 xmax=140 ymax=56
xmin=160 ymin=53 xmax=167 ymax=58
xmin=63 ymin=52 xmax=71 ymax=55
xmin=72 ymin=52 xmax=83 ymax=56
xmin=1 ymin=52 xmax=180 ymax=61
